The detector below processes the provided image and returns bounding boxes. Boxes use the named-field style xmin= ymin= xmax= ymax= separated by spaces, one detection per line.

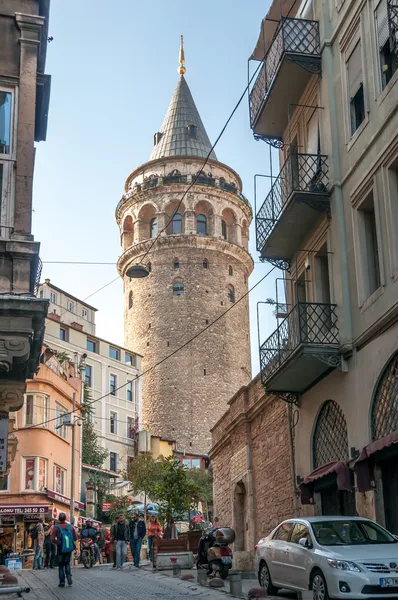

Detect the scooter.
xmin=197 ymin=527 xmax=235 ymax=579
xmin=80 ymin=538 xmax=95 ymax=568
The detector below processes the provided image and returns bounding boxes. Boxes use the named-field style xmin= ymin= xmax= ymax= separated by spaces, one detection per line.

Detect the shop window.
xmin=313 ymin=400 xmax=349 ymax=469
xmin=54 ymin=464 xmax=67 ymax=495
xmin=24 ymin=394 xmax=49 ymax=427
xmin=23 ymin=457 xmax=47 ymax=491
xmin=55 ymin=403 xmax=68 ymax=440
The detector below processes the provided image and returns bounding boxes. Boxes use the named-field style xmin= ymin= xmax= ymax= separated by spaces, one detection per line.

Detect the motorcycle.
xmin=80 ymin=538 xmax=95 ymax=568
xmin=197 ymin=527 xmax=235 ymax=579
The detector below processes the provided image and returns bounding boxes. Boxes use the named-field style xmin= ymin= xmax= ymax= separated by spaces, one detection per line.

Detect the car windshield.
xmin=311 ymin=520 xmax=397 ymax=546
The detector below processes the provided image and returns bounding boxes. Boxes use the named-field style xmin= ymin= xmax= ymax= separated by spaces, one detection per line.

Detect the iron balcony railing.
xmin=249 ymin=17 xmax=321 ymax=128
xmin=260 ymin=301 xmax=339 ymax=383
xmin=116 ymin=175 xmax=252 ymax=214
xmin=33 ymin=257 xmax=43 ymax=296
xmin=256 ymin=152 xmax=329 ymax=252
xmin=260 ymin=302 xmax=339 ymax=382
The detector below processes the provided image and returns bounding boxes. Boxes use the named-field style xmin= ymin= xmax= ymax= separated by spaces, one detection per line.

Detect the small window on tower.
xmin=228 ymin=265 xmax=233 ymax=276
xmin=128 ymin=291 xmax=133 ymax=309
xmin=147 ymin=262 xmax=152 ymax=273
xmin=154 ymin=132 xmax=163 ymax=146
xmin=203 ymin=259 xmax=209 ymax=269
xmin=173 ymin=282 xmax=184 ymax=296
xmin=187 ymin=124 xmax=197 ymax=139
xmin=173 ymin=258 xmax=180 ymax=269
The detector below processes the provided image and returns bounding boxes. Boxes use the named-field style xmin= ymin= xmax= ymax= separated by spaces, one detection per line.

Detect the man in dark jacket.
xmin=110 ymin=515 xmax=130 ymax=570
xmin=129 ymin=512 xmax=146 ymax=567
xmin=51 ymin=513 xmax=77 ymax=588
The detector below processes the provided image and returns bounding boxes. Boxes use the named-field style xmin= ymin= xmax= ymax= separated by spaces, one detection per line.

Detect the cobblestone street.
xmin=8 ymin=565 xmax=232 ymax=600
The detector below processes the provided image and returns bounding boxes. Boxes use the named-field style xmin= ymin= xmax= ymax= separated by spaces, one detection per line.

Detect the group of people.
xmin=110 ymin=512 xmax=164 ymax=570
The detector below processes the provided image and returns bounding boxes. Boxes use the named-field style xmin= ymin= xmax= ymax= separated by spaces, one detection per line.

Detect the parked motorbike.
xmin=80 ymin=538 xmax=95 ymax=568
xmin=197 ymin=527 xmax=235 ymax=579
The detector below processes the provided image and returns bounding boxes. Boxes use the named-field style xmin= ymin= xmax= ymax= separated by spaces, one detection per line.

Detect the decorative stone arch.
xmin=312 ymin=399 xmax=349 ymax=470
xmin=233 ymin=481 xmax=247 ymax=552
xmin=194 ymin=199 xmax=215 ymax=236
xmin=221 ymin=208 xmax=238 ymax=244
xmin=121 ymin=215 xmax=134 ymax=251
xmin=370 ymin=350 xmax=398 ymax=442
xmin=137 ymin=203 xmax=157 ymax=242
xmin=164 ymin=200 xmax=186 ymax=235
xmin=241 ymin=219 xmax=249 ymax=250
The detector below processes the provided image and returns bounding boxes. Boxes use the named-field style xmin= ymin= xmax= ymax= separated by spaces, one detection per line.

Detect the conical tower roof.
xmin=150 ymin=75 xmax=217 ymax=161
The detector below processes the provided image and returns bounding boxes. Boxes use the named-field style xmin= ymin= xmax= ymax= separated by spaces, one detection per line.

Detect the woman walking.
xmin=146 ymin=516 xmax=162 ymax=562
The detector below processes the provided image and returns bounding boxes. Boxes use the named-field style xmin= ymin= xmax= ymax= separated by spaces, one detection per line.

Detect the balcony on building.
xmin=256 ymin=152 xmax=330 ymax=263
xmin=260 ymin=302 xmax=340 ymax=399
xmin=249 ymin=13 xmax=321 ymax=141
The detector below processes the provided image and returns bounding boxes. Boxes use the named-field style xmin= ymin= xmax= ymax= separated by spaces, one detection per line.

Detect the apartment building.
xmin=250 ymin=0 xmax=398 ymax=532
xmin=0 ymin=0 xmax=51 ymax=477
xmin=39 ymin=280 xmax=143 ymax=476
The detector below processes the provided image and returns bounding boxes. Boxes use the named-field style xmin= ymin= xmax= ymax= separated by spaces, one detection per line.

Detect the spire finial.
xmin=178 ymin=35 xmax=186 ymax=75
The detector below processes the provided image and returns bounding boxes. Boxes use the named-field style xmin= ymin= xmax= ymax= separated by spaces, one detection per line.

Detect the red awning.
xmin=354 ymin=431 xmax=398 ymax=492
xmin=300 ymin=461 xmax=351 ymax=505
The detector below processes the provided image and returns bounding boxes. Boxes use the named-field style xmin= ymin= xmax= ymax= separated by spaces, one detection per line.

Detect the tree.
xmin=107 ymin=496 xmax=132 ymax=524
xmin=154 ymin=457 xmax=200 ymax=524
xmin=126 ymin=453 xmax=161 ymax=520
xmin=82 ymin=385 xmax=108 ymax=468
xmin=185 ymin=467 xmax=213 ymax=520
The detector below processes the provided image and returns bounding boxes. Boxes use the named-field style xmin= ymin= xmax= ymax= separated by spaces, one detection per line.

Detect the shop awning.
xmin=300 ymin=461 xmax=351 ymax=504
xmin=354 ymin=431 xmax=398 ymax=492
xmin=250 ymin=0 xmax=297 ymax=60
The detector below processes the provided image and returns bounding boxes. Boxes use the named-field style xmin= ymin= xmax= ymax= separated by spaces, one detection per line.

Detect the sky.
xmin=33 ymin=0 xmax=282 ymax=375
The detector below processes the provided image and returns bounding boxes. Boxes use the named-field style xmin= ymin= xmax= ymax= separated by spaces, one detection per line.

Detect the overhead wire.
xmin=23 ymin=265 xmax=276 ymax=432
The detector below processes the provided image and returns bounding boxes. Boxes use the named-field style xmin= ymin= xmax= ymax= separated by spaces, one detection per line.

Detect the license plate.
xmin=221 ymin=557 xmax=232 ymax=564
xmin=380 ymin=578 xmax=398 ymax=587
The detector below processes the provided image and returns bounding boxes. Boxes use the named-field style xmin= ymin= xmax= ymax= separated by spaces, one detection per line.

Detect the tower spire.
xmin=178 ymin=35 xmax=186 ymax=75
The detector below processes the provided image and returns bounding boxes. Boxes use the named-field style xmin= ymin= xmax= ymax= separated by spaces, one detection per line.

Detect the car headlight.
xmin=327 ymin=559 xmax=361 ymax=573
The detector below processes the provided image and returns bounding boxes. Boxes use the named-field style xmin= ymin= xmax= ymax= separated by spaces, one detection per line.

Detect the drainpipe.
xmin=322 ymin=8 xmax=353 ymax=348
xmin=287 ymin=404 xmax=298 ymax=514
xmin=244 ymin=389 xmax=256 ymax=556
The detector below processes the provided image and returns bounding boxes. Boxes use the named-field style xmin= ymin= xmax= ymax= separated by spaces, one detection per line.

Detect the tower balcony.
xmin=249 ymin=17 xmax=322 ymax=141
xmin=260 ymin=302 xmax=340 ymax=402
xmin=256 ymin=153 xmax=330 ymax=265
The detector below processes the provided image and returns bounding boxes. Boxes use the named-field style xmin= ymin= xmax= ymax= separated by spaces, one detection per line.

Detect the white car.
xmin=255 ymin=516 xmax=398 ymax=600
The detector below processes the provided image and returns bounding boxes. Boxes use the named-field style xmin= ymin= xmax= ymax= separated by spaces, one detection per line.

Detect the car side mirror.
xmin=299 ymin=538 xmax=311 ymax=548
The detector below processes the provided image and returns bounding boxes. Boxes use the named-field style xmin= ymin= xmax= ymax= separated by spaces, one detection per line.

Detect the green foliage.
xmin=107 ymin=495 xmax=132 ymax=524
xmin=82 ymin=385 xmax=108 ymax=468
xmin=56 ymin=351 xmax=71 ymax=365
xmin=154 ymin=457 xmax=200 ymax=524
xmin=126 ymin=453 xmax=160 ymax=500
xmin=185 ymin=467 xmax=213 ymax=504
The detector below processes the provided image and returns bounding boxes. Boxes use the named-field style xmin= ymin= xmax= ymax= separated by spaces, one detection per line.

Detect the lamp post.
xmin=68 ymin=353 xmax=86 ymax=525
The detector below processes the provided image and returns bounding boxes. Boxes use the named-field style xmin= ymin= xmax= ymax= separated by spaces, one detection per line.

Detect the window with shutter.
xmin=375 ymin=0 xmax=398 ymax=89
xmin=347 ymin=42 xmax=365 ymax=135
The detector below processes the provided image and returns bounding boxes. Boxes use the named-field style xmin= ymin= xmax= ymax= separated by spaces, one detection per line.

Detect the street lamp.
xmin=125 ymin=264 xmax=150 ymax=278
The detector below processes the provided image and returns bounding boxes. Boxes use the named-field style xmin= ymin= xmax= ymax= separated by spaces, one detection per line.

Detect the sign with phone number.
xmin=0 ymin=506 xmax=48 ymax=515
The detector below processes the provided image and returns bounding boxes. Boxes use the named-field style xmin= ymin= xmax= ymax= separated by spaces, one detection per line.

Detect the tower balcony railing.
xmin=260 ymin=301 xmax=340 ymax=400
xmin=116 ymin=174 xmax=252 ymax=215
xmin=256 ymin=152 xmax=330 ymax=264
xmin=249 ymin=17 xmax=321 ymax=139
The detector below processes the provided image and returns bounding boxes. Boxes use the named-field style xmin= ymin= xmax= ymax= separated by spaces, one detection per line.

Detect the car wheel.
xmin=259 ymin=561 xmax=279 ymax=595
xmin=312 ymin=570 xmax=329 ymax=600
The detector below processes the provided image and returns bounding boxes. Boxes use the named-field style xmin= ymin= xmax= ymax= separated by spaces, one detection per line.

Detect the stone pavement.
xmin=1 ymin=564 xmax=238 ymax=600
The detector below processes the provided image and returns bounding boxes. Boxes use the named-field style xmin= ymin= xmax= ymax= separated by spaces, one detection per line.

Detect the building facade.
xmin=250 ymin=0 xmax=398 ymax=531
xmin=0 ymin=348 xmax=82 ymax=560
xmin=210 ymin=376 xmax=295 ymax=570
xmin=0 ymin=0 xmax=51 ymax=474
xmin=117 ymin=58 xmax=253 ymax=455
xmin=39 ymin=280 xmax=142 ymax=475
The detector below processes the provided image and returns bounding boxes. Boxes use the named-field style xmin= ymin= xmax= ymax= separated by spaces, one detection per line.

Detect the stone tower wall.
xmin=117 ymin=157 xmax=253 ymax=453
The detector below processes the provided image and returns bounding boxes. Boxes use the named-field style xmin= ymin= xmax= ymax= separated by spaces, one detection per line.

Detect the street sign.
xmin=101 ymin=502 xmax=113 ymax=512
xmin=0 ymin=418 xmax=8 ymax=473
xmin=5 ymin=559 xmax=22 ymax=571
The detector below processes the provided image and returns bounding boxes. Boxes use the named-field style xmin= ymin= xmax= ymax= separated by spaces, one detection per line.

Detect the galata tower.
xmin=116 ymin=41 xmax=253 ymax=455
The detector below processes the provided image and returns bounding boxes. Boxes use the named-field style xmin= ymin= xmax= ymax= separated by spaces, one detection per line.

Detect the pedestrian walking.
xmin=104 ymin=528 xmax=113 ymax=563
xmin=95 ymin=523 xmax=105 ymax=564
xmin=163 ymin=517 xmax=178 ymax=540
xmin=129 ymin=512 xmax=146 ymax=567
xmin=146 ymin=516 xmax=162 ymax=563
xmin=32 ymin=518 xmax=44 ymax=569
xmin=44 ymin=519 xmax=57 ymax=568
xmin=110 ymin=514 xmax=129 ymax=570
xmin=51 ymin=512 xmax=77 ymax=588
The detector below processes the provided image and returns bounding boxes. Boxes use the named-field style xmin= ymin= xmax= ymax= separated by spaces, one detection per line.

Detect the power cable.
xmin=24 ymin=265 xmax=276 ymax=431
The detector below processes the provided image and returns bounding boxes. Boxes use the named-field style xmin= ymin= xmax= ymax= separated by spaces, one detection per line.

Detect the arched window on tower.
xmin=221 ymin=220 xmax=227 ymax=240
xmin=173 ymin=258 xmax=180 ymax=269
xmin=147 ymin=262 xmax=152 ymax=273
xmin=150 ymin=217 xmax=158 ymax=238
xmin=171 ymin=213 xmax=182 ymax=234
xmin=197 ymin=214 xmax=207 ymax=235
xmin=203 ymin=259 xmax=209 ymax=269
xmin=173 ymin=282 xmax=184 ymax=296
xmin=227 ymin=285 xmax=235 ymax=303
xmin=128 ymin=291 xmax=133 ymax=309
xmin=228 ymin=265 xmax=233 ymax=276
xmin=187 ymin=124 xmax=197 ymax=139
